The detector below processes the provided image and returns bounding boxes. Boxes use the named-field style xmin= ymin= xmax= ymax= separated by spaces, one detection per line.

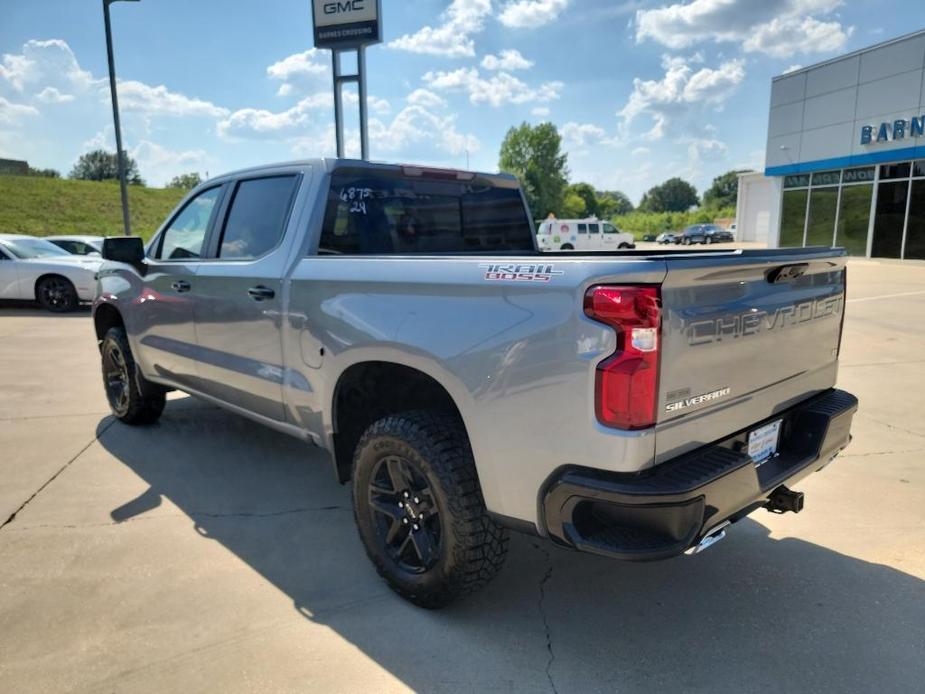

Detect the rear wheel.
xmin=618 ymin=242 xmax=631 ymax=249
xmin=352 ymin=411 xmax=509 ymax=608
xmin=705 ymin=236 xmax=712 ymax=245
xmin=101 ymin=327 xmax=166 ymax=425
xmin=682 ymin=237 xmax=691 ymax=245
xmin=560 ymin=243 xmax=574 ymax=250
xmin=36 ymin=276 xmax=78 ymax=313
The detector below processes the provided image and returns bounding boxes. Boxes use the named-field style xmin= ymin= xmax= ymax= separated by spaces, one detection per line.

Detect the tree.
xmin=69 ymin=149 xmax=143 ymax=185
xmin=166 ymin=172 xmax=203 ymax=190
xmin=597 ymin=190 xmax=633 ymax=217
xmin=567 ymin=182 xmax=598 ymax=217
xmin=26 ymin=166 xmax=60 ymax=178
xmin=638 ymin=177 xmax=699 ymax=213
xmin=703 ymin=169 xmax=752 ymax=209
xmin=560 ymin=189 xmax=587 ymax=218
xmin=498 ymin=122 xmax=568 ymax=219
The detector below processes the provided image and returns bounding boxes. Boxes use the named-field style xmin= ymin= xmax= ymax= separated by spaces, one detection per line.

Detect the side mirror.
xmin=102 ymin=236 xmax=144 ymax=263
xmin=102 ymin=236 xmax=146 ymax=273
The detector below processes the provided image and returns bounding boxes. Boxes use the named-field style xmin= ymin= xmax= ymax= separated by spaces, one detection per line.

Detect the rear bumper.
xmin=541 ymin=388 xmax=858 ymax=561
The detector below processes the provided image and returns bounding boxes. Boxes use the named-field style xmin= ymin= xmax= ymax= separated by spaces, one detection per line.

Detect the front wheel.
xmin=618 ymin=242 xmax=631 ymax=249
xmin=36 ymin=276 xmax=78 ymax=313
xmin=682 ymin=237 xmax=691 ymax=245
xmin=101 ymin=327 xmax=166 ymax=425
xmin=560 ymin=243 xmax=574 ymax=250
xmin=705 ymin=236 xmax=712 ymax=245
xmin=352 ymin=411 xmax=509 ymax=608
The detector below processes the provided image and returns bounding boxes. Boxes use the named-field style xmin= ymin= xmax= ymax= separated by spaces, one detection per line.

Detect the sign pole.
xmin=358 ymin=45 xmax=369 ymax=161
xmin=332 ymin=50 xmax=345 ymax=158
xmin=311 ymin=0 xmax=381 ymax=162
xmin=103 ymin=0 xmax=132 ymax=236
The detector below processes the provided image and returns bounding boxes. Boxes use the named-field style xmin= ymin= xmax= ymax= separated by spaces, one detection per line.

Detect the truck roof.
xmin=203 ymin=158 xmax=517 ymax=186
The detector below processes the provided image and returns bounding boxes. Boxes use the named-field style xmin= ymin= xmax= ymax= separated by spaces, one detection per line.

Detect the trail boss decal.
xmin=665 ymin=387 xmax=731 ymax=413
xmin=480 ymin=263 xmax=564 ymax=282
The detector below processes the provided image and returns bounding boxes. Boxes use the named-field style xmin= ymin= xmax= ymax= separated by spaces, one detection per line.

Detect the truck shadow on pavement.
xmin=97 ymin=398 xmax=925 ymax=693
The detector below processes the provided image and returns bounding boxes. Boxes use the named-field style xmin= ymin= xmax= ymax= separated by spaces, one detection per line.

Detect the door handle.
xmin=171 ymin=280 xmax=191 ymax=293
xmin=247 ymin=285 xmax=276 ymax=301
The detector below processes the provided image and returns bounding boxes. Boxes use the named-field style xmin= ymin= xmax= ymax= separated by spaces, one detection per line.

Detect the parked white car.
xmin=536 ymin=218 xmax=635 ymax=252
xmin=0 ymin=235 xmax=102 ymax=312
xmin=46 ymin=235 xmax=106 ymax=256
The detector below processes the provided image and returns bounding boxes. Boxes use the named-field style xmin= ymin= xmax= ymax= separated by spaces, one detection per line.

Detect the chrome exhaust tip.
xmin=685 ymin=521 xmax=731 ymax=555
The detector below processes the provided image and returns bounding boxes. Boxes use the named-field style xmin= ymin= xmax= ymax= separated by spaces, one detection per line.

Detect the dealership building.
xmin=737 ymin=29 xmax=925 ymax=260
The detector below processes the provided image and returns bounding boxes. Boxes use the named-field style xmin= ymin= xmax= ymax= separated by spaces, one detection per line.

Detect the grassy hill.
xmin=0 ymin=175 xmax=186 ymax=241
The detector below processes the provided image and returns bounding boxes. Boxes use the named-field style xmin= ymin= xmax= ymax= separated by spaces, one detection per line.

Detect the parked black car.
xmin=679 ymin=224 xmax=735 ymax=245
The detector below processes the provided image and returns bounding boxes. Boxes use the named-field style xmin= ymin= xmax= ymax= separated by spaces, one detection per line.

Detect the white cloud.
xmin=130 ymin=140 xmax=209 ymax=186
xmin=407 ymin=88 xmax=447 ymax=109
xmin=117 ymin=80 xmax=229 ymax=118
xmin=36 ymin=86 xmax=74 ymax=103
xmin=389 ymin=0 xmax=492 ymax=58
xmin=0 ymin=39 xmax=95 ymax=93
xmin=783 ymin=64 xmax=803 ymax=74
xmin=562 ymin=122 xmax=607 ymax=147
xmin=631 ymin=146 xmax=650 ymax=156
xmin=267 ymin=49 xmax=327 ymax=81
xmin=499 ymin=0 xmax=569 ymax=28
xmin=531 ymin=106 xmax=550 ymax=117
xmin=481 ymin=49 xmax=534 ymax=71
xmin=266 ymin=49 xmax=329 ymax=96
xmin=369 ymin=105 xmax=480 ymax=156
xmin=743 ymin=16 xmax=852 ymax=58
xmin=217 ymin=93 xmax=329 ymax=139
xmin=0 ymin=96 xmax=38 ymax=125
xmin=618 ymin=55 xmax=744 ymax=140
xmin=634 ymin=0 xmax=850 ymax=58
xmin=424 ymin=67 xmax=563 ymax=106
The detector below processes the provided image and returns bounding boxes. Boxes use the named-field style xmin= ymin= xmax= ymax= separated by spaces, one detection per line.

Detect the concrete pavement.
xmin=0 ymin=259 xmax=923 ymax=693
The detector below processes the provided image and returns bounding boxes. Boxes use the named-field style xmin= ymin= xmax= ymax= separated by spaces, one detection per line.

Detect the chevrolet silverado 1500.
xmin=94 ymin=159 xmax=857 ymax=607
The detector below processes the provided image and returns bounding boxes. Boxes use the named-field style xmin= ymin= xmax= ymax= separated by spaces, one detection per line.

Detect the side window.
xmin=577 ymin=223 xmax=588 ymax=233
xmin=218 ymin=175 xmax=299 ymax=260
xmin=603 ymin=223 xmax=618 ymax=234
xmin=588 ymin=223 xmax=600 ymax=234
xmin=157 ymin=187 xmax=222 ymax=260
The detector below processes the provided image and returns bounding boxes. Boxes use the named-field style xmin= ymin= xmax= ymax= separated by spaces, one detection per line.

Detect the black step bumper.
xmin=541 ymin=389 xmax=858 ymax=561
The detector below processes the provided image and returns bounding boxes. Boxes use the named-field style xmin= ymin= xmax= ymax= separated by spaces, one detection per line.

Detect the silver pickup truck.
xmin=94 ymin=159 xmax=858 ymax=608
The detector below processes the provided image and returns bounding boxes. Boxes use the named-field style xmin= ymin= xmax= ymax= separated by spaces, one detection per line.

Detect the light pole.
xmin=103 ymin=0 xmax=139 ymax=236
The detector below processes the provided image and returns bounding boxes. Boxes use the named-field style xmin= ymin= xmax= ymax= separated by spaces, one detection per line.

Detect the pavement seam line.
xmin=532 ymin=541 xmax=558 ymax=694
xmin=7 ymin=505 xmax=347 ymax=531
xmin=0 ymin=419 xmax=115 ymax=531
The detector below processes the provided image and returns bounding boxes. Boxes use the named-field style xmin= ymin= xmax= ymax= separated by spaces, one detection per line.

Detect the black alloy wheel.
xmin=102 ymin=337 xmax=131 ymax=417
xmin=368 ymin=455 xmax=441 ymax=573
xmin=37 ymin=276 xmax=78 ymax=312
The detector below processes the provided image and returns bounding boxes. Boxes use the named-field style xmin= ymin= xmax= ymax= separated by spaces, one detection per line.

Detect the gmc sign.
xmin=312 ymin=0 xmax=381 ymax=49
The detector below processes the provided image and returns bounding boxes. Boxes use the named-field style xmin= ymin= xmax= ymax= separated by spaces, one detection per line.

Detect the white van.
xmin=536 ymin=218 xmax=635 ymax=252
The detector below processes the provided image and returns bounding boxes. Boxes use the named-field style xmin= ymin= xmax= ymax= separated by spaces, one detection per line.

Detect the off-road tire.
xmin=352 ymin=411 xmax=509 ymax=608
xmin=36 ymin=275 xmax=78 ymax=313
xmin=100 ymin=327 xmax=166 ymax=425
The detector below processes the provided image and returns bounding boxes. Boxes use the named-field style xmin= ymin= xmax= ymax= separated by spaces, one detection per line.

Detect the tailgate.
xmin=655 ymin=248 xmax=846 ymax=463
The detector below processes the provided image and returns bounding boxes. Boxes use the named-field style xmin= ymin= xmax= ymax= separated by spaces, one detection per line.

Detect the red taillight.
xmin=584 ymin=285 xmax=661 ymax=430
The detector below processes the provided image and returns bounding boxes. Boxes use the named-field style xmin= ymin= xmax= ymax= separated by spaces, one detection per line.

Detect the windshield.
xmin=0 ymin=238 xmax=73 ymax=259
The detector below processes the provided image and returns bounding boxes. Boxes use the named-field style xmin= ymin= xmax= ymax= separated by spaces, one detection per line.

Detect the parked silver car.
xmin=47 ymin=235 xmax=106 ymax=256
xmin=0 ymin=235 xmax=101 ymax=311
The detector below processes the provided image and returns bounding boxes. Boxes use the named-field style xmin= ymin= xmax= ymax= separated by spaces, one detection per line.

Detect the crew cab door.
xmin=135 ymin=185 xmax=224 ymax=388
xmin=191 ymin=171 xmax=304 ymax=422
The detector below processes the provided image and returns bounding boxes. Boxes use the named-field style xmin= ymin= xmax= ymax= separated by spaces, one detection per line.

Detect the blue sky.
xmin=0 ymin=0 xmax=912 ymax=203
